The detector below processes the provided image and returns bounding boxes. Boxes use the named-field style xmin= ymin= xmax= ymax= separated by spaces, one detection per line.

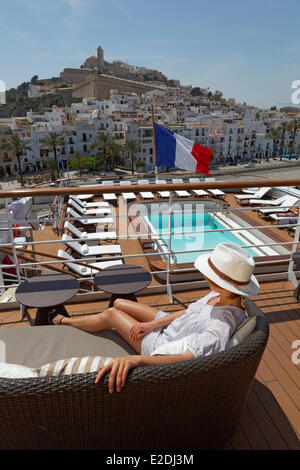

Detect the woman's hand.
xmin=95 ymin=356 xmax=141 ymax=393
xmin=129 ymin=321 xmax=156 ymax=342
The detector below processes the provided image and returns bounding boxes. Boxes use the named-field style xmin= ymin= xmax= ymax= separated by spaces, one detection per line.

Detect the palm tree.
xmin=39 ymin=132 xmax=65 ymax=178
xmin=42 ymin=157 xmax=57 ymax=182
xmin=288 ymin=119 xmax=300 ymax=155
xmin=91 ymin=132 xmax=114 ymax=172
xmin=268 ymin=128 xmax=281 ymax=159
xmin=1 ymin=134 xmax=31 ymax=186
xmin=107 ymin=142 xmax=124 ymax=172
xmin=124 ymin=140 xmax=141 ymax=175
xmin=278 ymin=122 xmax=289 ymax=160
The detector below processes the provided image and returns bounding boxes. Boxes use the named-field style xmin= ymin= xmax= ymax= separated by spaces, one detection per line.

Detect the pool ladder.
xmin=156 ymin=238 xmax=178 ymax=264
xmin=207 ymin=201 xmax=228 ymax=230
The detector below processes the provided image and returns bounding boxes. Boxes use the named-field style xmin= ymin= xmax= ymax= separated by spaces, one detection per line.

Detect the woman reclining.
xmin=49 ymin=242 xmax=259 ymax=393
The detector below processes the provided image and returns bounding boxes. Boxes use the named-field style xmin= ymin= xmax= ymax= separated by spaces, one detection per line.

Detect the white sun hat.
xmin=194 ymin=242 xmax=260 ymax=297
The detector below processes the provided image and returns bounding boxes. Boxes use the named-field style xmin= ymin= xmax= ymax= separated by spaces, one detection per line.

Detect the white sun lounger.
xmin=207 ymin=189 xmax=226 ymax=199
xmin=120 ymin=180 xmax=136 ymax=200
xmin=101 ymin=181 xmax=117 ymax=202
xmin=257 ymin=196 xmax=299 ymax=216
xmin=70 ymin=195 xmax=109 ymax=208
xmin=172 ymin=179 xmax=190 ymax=197
xmin=137 ymin=179 xmax=155 ymax=199
xmin=235 ymin=187 xmax=271 ymax=202
xmin=76 ymin=194 xmax=94 ymax=200
xmin=155 ymin=180 xmax=170 ymax=198
xmin=62 ymin=234 xmax=122 ymax=257
xmin=58 ymin=250 xmax=123 ymax=277
xmin=188 ymin=178 xmax=209 ymax=196
xmin=249 ymin=194 xmax=289 ymax=206
xmin=189 ymin=178 xmax=201 ymax=183
xmin=64 ymin=221 xmax=117 ymax=245
xmin=242 ymin=187 xmax=259 ymax=194
xmin=67 ymin=207 xmax=114 ymax=227
xmin=68 ymin=199 xmax=111 ymax=216
xmin=269 ymin=214 xmax=298 ymax=224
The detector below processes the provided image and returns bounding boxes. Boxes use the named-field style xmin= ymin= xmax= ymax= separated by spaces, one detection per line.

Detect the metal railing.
xmin=0 ymin=178 xmax=299 ymax=311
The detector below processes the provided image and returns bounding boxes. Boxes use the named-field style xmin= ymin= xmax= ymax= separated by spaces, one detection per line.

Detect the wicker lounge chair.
xmin=0 ymin=298 xmax=269 ymax=450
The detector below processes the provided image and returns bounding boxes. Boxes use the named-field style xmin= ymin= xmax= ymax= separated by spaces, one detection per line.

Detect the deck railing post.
xmin=288 ymin=211 xmax=300 ymax=286
xmin=166 ymin=190 xmax=173 ymax=303
xmin=5 ymin=198 xmax=22 ymax=287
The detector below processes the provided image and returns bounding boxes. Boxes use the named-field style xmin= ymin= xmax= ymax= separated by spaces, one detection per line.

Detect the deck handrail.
xmin=0 ymin=178 xmax=300 ymax=198
xmin=0 ymin=178 xmax=300 ymax=309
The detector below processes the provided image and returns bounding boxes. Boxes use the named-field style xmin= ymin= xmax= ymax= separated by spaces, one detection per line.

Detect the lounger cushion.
xmin=0 ymin=362 xmax=38 ymax=378
xmin=36 ymin=356 xmax=112 ymax=376
xmin=0 ymin=326 xmax=136 ymax=368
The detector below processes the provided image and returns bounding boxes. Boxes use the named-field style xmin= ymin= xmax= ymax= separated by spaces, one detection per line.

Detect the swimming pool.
xmin=147 ymin=211 xmax=258 ymax=263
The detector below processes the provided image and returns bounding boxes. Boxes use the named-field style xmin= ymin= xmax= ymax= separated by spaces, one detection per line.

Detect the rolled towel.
xmin=82 ymin=201 xmax=87 ymax=207
xmin=82 ymin=231 xmax=88 ymax=238
xmin=80 ymin=266 xmax=87 ymax=274
xmin=82 ymin=208 xmax=87 ymax=214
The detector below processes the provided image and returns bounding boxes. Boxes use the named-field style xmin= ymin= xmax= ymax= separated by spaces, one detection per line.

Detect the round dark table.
xmin=94 ymin=264 xmax=152 ymax=307
xmin=16 ymin=274 xmax=80 ymax=326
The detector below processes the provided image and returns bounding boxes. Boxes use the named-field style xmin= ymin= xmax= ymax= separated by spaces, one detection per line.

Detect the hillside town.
xmin=0 ymin=46 xmax=300 ymax=180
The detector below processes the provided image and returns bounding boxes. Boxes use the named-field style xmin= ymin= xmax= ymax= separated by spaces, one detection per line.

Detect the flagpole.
xmin=151 ymin=104 xmax=158 ymax=176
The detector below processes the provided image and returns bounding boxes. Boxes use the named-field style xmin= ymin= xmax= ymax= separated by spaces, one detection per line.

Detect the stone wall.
xmin=60 ymin=68 xmax=94 ymax=85
xmin=71 ymin=73 xmax=162 ymax=100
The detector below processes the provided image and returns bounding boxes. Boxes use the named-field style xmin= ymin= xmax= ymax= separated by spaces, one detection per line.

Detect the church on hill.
xmin=60 ymin=46 xmax=171 ymax=100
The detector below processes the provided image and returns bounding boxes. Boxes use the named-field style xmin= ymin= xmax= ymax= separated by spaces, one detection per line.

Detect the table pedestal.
xmin=34 ymin=304 xmax=70 ymax=326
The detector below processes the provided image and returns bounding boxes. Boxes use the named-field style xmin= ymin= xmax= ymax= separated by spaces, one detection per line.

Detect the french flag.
xmin=154 ymin=122 xmax=212 ymax=175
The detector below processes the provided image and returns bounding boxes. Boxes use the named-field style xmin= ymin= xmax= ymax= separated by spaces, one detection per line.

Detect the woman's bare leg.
xmin=51 ymin=301 xmax=158 ymax=352
xmin=112 ymin=298 xmax=159 ymax=322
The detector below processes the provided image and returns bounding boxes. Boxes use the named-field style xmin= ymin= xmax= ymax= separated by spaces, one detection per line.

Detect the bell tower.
xmin=97 ymin=46 xmax=104 ymax=73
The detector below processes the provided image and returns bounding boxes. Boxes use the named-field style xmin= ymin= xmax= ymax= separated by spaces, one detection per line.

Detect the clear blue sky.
xmin=1 ymin=0 xmax=300 ymax=109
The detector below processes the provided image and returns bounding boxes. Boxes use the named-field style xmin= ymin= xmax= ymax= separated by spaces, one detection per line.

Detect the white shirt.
xmin=8 ymin=200 xmax=25 ymax=220
xmin=141 ymin=291 xmax=246 ymax=358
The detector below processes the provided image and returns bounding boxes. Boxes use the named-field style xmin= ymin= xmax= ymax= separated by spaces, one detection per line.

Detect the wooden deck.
xmin=0 ymin=191 xmax=299 ymax=449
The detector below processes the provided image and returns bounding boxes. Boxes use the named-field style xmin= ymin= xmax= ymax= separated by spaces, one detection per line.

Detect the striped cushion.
xmin=36 ymin=356 xmax=112 ymax=376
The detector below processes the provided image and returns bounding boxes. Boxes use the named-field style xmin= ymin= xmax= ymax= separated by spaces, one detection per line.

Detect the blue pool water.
xmin=148 ymin=212 xmax=258 ymax=263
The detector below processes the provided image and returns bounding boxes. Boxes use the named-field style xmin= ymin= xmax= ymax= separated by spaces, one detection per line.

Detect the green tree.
xmin=31 ymin=75 xmax=39 ymax=84
xmin=1 ymin=134 xmax=31 ymax=186
xmin=191 ymin=87 xmax=202 ymax=97
xmin=288 ymin=119 xmax=300 ymax=155
xmin=39 ymin=132 xmax=65 ymax=178
xmin=124 ymin=140 xmax=141 ymax=175
xmin=91 ymin=132 xmax=115 ymax=172
xmin=268 ymin=128 xmax=281 ymax=158
xmin=107 ymin=142 xmax=124 ymax=171
xmin=42 ymin=157 xmax=57 ymax=182
xmin=69 ymin=152 xmax=85 ymax=176
xmin=278 ymin=122 xmax=289 ymax=160
xmin=134 ymin=158 xmax=146 ymax=172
